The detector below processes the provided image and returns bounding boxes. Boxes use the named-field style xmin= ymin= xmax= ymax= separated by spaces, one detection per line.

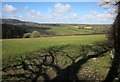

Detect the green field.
xmin=31 ymin=25 xmax=110 ymax=36
xmin=2 ymin=35 xmax=106 ymax=60
xmin=2 ymin=19 xmax=113 ymax=81
xmin=47 ymin=25 xmax=94 ymax=35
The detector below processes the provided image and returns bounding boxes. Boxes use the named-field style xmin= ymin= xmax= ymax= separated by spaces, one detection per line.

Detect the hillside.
xmin=1 ymin=19 xmax=111 ymax=39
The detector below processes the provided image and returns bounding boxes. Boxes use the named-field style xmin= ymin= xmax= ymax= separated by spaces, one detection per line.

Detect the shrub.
xmin=23 ymin=33 xmax=31 ymax=38
xmin=31 ymin=31 xmax=40 ymax=38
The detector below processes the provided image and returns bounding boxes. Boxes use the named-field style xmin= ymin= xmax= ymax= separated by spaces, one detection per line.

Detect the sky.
xmin=1 ymin=2 xmax=116 ymax=24
xmin=1 ymin=0 xmax=101 ymax=2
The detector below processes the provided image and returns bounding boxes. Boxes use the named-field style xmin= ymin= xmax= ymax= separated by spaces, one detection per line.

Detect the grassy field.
xmin=2 ymin=34 xmax=112 ymax=81
xmin=2 ymin=35 xmax=106 ymax=60
xmin=2 ymin=19 xmax=112 ymax=81
xmin=47 ymin=25 xmax=94 ymax=35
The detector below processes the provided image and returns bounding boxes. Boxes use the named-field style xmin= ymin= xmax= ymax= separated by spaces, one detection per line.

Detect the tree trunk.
xmin=103 ymin=2 xmax=120 ymax=82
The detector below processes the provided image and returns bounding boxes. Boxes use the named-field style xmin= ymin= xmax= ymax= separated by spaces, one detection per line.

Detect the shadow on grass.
xmin=2 ymin=44 xmax=109 ymax=82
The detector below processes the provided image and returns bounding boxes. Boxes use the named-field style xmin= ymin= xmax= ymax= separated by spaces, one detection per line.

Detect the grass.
xmin=78 ymin=52 xmax=111 ymax=80
xmin=2 ymin=34 xmax=111 ymax=81
xmin=2 ymin=35 xmax=106 ymax=60
xmin=47 ymin=25 xmax=94 ymax=35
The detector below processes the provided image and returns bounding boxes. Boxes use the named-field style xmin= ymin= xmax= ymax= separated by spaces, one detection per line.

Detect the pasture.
xmin=2 ymin=34 xmax=112 ymax=81
xmin=2 ymin=35 xmax=106 ymax=60
xmin=47 ymin=25 xmax=94 ymax=35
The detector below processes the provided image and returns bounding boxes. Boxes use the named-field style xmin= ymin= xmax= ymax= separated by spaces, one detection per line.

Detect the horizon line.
xmin=1 ymin=18 xmax=112 ymax=25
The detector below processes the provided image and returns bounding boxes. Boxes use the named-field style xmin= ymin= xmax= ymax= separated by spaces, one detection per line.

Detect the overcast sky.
xmin=2 ymin=2 xmax=116 ymax=24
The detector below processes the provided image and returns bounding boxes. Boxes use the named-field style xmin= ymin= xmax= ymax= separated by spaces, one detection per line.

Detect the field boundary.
xmin=32 ymin=33 xmax=106 ymax=38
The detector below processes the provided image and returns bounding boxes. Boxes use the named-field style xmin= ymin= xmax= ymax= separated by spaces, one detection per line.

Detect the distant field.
xmin=47 ymin=25 xmax=94 ymax=35
xmin=2 ymin=35 xmax=106 ymax=60
xmin=2 ymin=22 xmax=111 ymax=39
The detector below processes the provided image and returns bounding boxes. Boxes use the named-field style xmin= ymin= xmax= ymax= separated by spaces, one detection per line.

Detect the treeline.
xmin=2 ymin=23 xmax=27 ymax=39
xmin=1 ymin=19 xmax=61 ymax=39
xmin=2 ymin=23 xmax=51 ymax=39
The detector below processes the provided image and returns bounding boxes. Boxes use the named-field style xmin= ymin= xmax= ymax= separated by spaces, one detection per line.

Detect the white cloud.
xmin=2 ymin=4 xmax=21 ymax=19
xmin=7 ymin=13 xmax=22 ymax=19
xmin=107 ymin=6 xmax=117 ymax=14
xmin=19 ymin=10 xmax=42 ymax=22
xmin=0 ymin=3 xmax=1 ymax=18
xmin=3 ymin=4 xmax=16 ymax=13
xmin=27 ymin=10 xmax=41 ymax=18
xmin=24 ymin=6 xmax=29 ymax=10
xmin=70 ymin=12 xmax=78 ymax=19
xmin=3 ymin=3 xmax=115 ymax=24
xmin=101 ymin=0 xmax=111 ymax=2
xmin=72 ymin=13 xmax=77 ymax=17
xmin=0 ymin=13 xmax=2 ymax=19
xmin=3 ymin=3 xmax=78 ymax=23
xmin=54 ymin=3 xmax=71 ymax=13
xmin=48 ymin=8 xmax=52 ymax=14
xmin=81 ymin=10 xmax=115 ymax=24
xmin=101 ymin=0 xmax=120 ymax=3
xmin=45 ymin=3 xmax=78 ymax=22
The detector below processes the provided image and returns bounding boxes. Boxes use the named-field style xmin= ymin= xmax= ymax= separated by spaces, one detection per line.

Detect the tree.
xmin=101 ymin=0 xmax=120 ymax=81
xmin=23 ymin=33 xmax=31 ymax=38
xmin=31 ymin=30 xmax=40 ymax=38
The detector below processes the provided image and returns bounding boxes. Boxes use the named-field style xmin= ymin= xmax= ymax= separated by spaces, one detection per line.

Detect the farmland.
xmin=2 ymin=34 xmax=112 ymax=81
xmin=1 ymin=19 xmax=113 ymax=81
xmin=2 ymin=35 xmax=106 ymax=60
xmin=2 ymin=19 xmax=111 ymax=39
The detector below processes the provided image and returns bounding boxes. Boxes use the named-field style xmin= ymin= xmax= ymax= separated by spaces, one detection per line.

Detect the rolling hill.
xmin=1 ymin=19 xmax=111 ymax=39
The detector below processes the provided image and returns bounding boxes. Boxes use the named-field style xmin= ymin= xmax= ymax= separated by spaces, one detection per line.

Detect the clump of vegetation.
xmin=31 ymin=30 xmax=40 ymax=38
xmin=23 ymin=31 xmax=41 ymax=38
xmin=23 ymin=33 xmax=31 ymax=38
